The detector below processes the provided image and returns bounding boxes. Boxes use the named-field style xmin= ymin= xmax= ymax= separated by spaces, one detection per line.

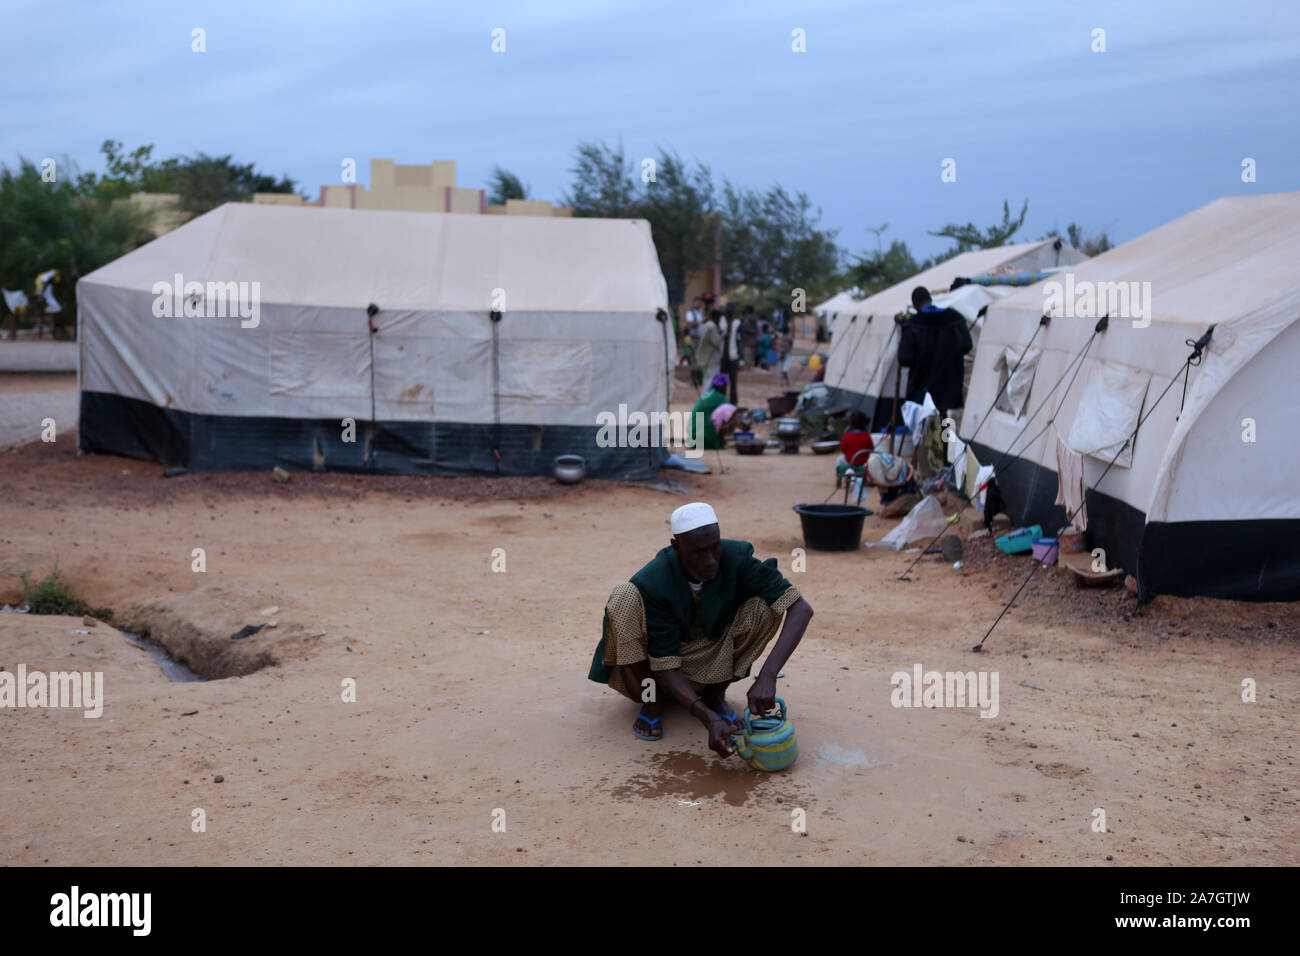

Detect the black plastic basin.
xmin=793 ymin=503 xmax=872 ymax=551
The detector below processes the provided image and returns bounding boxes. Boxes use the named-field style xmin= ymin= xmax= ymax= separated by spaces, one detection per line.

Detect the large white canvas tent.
xmin=77 ymin=203 xmax=673 ymax=478
xmin=961 ymin=193 xmax=1300 ymax=602
xmin=824 ymin=239 xmax=1084 ymax=426
xmin=812 ymin=288 xmax=862 ymax=337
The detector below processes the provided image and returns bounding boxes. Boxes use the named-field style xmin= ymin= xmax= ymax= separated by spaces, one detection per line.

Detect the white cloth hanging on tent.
xmin=900 ymin=392 xmax=939 ymax=444
xmin=2 ymin=289 xmax=28 ymax=312
xmin=959 ymin=444 xmax=985 ymax=500
xmin=974 ymin=464 xmax=995 ymax=511
xmin=1054 ymin=426 xmax=1088 ymax=531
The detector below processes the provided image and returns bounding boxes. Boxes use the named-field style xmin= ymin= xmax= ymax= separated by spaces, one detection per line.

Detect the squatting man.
xmin=587 ymin=502 xmax=814 ymax=757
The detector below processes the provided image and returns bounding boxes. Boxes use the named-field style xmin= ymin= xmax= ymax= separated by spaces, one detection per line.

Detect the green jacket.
xmin=687 ymin=388 xmax=728 ymax=450
xmin=588 ymin=539 xmax=792 ymax=683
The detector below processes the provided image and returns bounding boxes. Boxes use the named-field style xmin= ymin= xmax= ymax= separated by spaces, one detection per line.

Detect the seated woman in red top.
xmin=837 ymin=410 xmax=874 ymax=468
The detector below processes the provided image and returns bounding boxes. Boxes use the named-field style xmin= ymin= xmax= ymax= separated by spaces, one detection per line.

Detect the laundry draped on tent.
xmin=961 ymin=192 xmax=1300 ymax=602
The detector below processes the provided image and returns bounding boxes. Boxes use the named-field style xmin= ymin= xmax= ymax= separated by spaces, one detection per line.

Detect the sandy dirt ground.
xmin=0 ymin=374 xmax=78 ymax=450
xmin=1 ymin=360 xmax=1296 ymax=866
xmin=0 ymin=341 xmax=78 ymax=373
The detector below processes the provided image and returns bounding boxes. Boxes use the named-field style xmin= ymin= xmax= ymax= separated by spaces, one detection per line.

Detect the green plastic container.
xmin=996 ymin=524 xmax=1043 ymax=555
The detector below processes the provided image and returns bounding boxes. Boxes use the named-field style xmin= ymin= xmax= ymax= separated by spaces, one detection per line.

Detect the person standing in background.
xmin=777 ymin=328 xmax=794 ymax=386
xmin=721 ymin=303 xmax=740 ymax=405
xmin=897 ymin=286 xmax=974 ymax=418
xmin=684 ymin=297 xmax=705 ymax=341
xmin=695 ymin=310 xmax=724 ymax=390
xmin=739 ymin=305 xmax=759 ymax=368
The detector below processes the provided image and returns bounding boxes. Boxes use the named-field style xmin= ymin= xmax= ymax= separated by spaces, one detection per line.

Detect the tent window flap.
xmin=1067 ymin=362 xmax=1150 ymax=468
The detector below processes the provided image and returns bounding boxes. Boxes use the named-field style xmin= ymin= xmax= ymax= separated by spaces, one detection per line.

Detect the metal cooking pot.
xmin=553 ymin=454 xmax=586 ymax=484
xmin=775 ymin=417 xmax=802 ymax=439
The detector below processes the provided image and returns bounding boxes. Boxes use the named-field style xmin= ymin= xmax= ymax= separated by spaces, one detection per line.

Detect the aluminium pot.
xmin=553 ymin=454 xmax=586 ymax=484
xmin=775 ymin=417 xmax=802 ymax=440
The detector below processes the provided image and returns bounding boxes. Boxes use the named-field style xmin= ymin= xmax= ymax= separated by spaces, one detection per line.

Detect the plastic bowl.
xmin=1031 ymin=537 xmax=1059 ymax=564
xmin=767 ymin=395 xmax=797 ymax=417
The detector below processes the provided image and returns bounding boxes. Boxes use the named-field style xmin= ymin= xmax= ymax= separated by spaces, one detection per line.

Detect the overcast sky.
xmin=5 ymin=0 xmax=1298 ymax=261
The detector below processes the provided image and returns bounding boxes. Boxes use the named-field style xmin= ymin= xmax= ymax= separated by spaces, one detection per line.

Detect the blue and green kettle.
xmin=732 ymin=697 xmax=798 ymax=772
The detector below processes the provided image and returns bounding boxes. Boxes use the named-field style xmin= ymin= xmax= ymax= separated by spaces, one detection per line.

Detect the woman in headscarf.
xmin=687 ymin=374 xmax=735 ymax=450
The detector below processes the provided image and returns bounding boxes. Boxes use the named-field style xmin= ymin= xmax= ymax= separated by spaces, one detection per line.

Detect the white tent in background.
xmin=77 ymin=202 xmax=673 ymax=478
xmin=961 ymin=192 xmax=1300 ymax=602
xmin=813 ymin=288 xmax=862 ymax=337
xmin=823 ymin=239 xmax=1084 ymax=424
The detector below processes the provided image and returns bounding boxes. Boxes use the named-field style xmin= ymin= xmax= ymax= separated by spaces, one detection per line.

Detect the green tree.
xmin=642 ymin=150 xmax=716 ymax=306
xmin=564 ymin=141 xmax=718 ymax=308
xmin=82 ymin=141 xmax=298 ymax=216
xmin=563 ymin=141 xmax=639 ymax=219
xmin=170 ymin=153 xmax=296 ymax=215
xmin=762 ymin=185 xmax=840 ymax=299
xmin=486 ymin=166 xmax=529 ymax=205
xmin=720 ymin=181 xmax=839 ymax=302
xmin=564 ymin=140 xmax=840 ymax=311
xmin=929 ymin=198 xmax=1029 ymax=253
xmin=0 ymin=156 xmax=152 ymax=337
xmin=846 ymin=224 xmax=923 ymax=296
xmin=1043 ymin=221 xmax=1114 ymax=257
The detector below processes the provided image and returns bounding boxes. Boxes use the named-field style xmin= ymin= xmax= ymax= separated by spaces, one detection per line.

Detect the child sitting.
xmin=837 ymin=410 xmax=875 ymax=468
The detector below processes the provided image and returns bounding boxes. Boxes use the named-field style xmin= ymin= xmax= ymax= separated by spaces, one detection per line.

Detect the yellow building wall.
xmin=312 ymin=159 xmax=566 ymax=217
xmin=114 ymin=192 xmax=190 ymax=237
xmin=320 ymin=185 xmax=358 ymax=209
xmin=504 ymin=199 xmax=555 ymax=217
xmin=252 ymin=193 xmax=306 ymax=206
xmin=448 ymin=187 xmax=483 ymax=214
xmin=486 ymin=202 xmax=571 ymax=217
xmin=361 ymin=159 xmax=464 ymax=212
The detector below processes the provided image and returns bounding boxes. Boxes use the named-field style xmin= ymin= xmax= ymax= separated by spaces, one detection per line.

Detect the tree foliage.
xmin=846 ymin=229 xmax=922 ymax=297
xmin=845 ymin=201 xmax=1037 ymax=297
xmin=564 ymin=140 xmax=838 ymax=309
xmin=0 ymin=156 xmax=153 ymax=332
xmin=486 ymin=166 xmax=529 ymax=206
xmin=563 ymin=141 xmax=640 ymax=219
xmin=1043 ymin=221 xmax=1113 ymax=257
xmin=87 ymin=139 xmax=297 ymax=215
xmin=928 ymin=198 xmax=1028 ymax=253
xmin=640 ymin=150 xmax=716 ymax=306
xmin=720 ymin=182 xmax=839 ymax=299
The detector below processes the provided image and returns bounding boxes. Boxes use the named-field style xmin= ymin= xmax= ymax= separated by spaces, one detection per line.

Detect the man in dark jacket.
xmin=897 ymin=286 xmax=974 ymax=412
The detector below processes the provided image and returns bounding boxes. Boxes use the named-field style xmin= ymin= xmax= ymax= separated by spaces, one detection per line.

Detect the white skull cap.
xmin=671 ymin=502 xmax=718 ymax=536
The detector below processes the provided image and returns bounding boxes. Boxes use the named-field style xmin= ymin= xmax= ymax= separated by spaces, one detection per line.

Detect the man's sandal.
xmin=633 ymin=713 xmax=663 ymax=741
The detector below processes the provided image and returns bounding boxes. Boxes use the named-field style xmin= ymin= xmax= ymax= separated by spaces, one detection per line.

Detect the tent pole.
xmin=366 ymin=303 xmax=379 ymax=469
xmin=889 ymin=358 xmax=901 ymax=455
xmin=490 ymin=310 xmax=502 ymax=474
